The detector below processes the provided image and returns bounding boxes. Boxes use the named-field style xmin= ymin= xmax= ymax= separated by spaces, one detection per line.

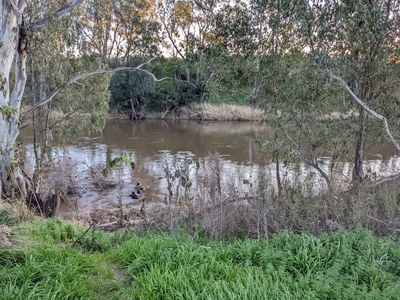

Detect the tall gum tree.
xmin=0 ymin=0 xmax=83 ymax=196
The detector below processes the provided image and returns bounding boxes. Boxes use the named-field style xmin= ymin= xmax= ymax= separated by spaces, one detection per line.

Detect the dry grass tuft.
xmin=0 ymin=225 xmax=13 ymax=247
xmin=0 ymin=201 xmax=38 ymax=222
xmin=180 ymin=103 xmax=264 ymax=121
xmin=108 ymin=103 xmax=265 ymax=121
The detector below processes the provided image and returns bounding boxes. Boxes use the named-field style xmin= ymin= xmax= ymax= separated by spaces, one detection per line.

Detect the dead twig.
xmin=72 ymin=222 xmax=96 ymax=247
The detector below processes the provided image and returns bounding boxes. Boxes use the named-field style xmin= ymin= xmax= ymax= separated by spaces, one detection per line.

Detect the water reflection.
xmin=21 ymin=119 xmax=400 ymax=217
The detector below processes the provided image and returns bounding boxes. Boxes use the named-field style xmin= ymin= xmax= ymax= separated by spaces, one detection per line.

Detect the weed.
xmin=2 ymin=219 xmax=400 ymax=299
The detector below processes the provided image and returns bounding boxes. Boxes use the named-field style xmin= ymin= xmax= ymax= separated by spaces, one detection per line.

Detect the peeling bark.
xmin=0 ymin=0 xmax=83 ymax=197
xmin=0 ymin=0 xmax=26 ymax=196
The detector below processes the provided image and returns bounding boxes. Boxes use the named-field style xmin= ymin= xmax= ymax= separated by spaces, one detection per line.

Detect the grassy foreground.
xmin=1 ymin=218 xmax=400 ymax=299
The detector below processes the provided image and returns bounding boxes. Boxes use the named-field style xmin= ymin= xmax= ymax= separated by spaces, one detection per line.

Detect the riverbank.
xmin=110 ymin=103 xmax=265 ymax=121
xmin=1 ymin=214 xmax=400 ymax=299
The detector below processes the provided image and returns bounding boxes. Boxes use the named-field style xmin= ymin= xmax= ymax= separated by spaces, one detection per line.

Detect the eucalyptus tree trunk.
xmin=0 ymin=1 xmax=28 ymax=196
xmin=0 ymin=0 xmax=83 ymax=197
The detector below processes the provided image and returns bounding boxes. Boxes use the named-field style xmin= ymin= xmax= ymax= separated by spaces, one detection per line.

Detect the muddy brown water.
xmin=21 ymin=119 xmax=400 ymax=218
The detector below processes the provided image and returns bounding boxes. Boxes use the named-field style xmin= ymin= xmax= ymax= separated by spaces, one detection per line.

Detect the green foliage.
xmin=111 ymin=231 xmax=400 ymax=299
xmin=108 ymin=58 xmax=199 ymax=113
xmin=0 ymin=106 xmax=17 ymax=119
xmin=0 ymin=219 xmax=122 ymax=299
xmin=108 ymin=155 xmax=135 ymax=170
xmin=214 ymin=3 xmax=255 ymax=54
xmin=0 ymin=209 xmax=17 ymax=226
xmin=108 ymin=58 xmax=156 ymax=112
xmin=253 ymin=53 xmax=360 ymax=166
xmin=102 ymin=155 xmax=135 ymax=177
xmin=2 ymin=219 xmax=400 ymax=299
xmin=24 ymin=0 xmax=111 ymax=138
xmin=45 ymin=55 xmax=111 ymax=138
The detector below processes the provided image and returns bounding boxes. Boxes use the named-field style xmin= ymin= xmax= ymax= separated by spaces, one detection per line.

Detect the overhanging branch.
xmin=29 ymin=0 xmax=84 ymax=32
xmin=22 ymin=57 xmax=196 ymax=121
xmin=330 ymin=74 xmax=400 ymax=152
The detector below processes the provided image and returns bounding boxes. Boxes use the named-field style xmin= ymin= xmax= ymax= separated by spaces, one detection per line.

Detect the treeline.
xmin=24 ymin=0 xmax=400 ymax=187
xmin=108 ymin=58 xmax=199 ymax=116
xmin=107 ymin=55 xmax=260 ymax=116
xmin=4 ymin=0 xmax=400 ymax=193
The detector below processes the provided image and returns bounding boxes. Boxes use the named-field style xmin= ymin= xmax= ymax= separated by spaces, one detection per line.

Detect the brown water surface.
xmin=21 ymin=119 xmax=400 ymax=218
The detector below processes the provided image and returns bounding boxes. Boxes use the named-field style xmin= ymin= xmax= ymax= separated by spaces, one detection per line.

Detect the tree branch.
xmin=28 ymin=0 xmax=84 ymax=32
xmin=159 ymin=17 xmax=185 ymax=60
xmin=330 ymin=74 xmax=400 ymax=152
xmin=22 ymin=57 xmax=197 ymax=120
xmin=137 ymin=68 xmax=198 ymax=89
xmin=7 ymin=0 xmax=24 ymax=15
xmin=193 ymin=0 xmax=215 ymax=15
xmin=275 ymin=119 xmax=331 ymax=187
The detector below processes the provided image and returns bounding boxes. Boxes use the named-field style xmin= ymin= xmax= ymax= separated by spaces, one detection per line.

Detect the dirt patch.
xmin=111 ymin=263 xmax=127 ymax=284
xmin=0 ymin=225 xmax=14 ymax=248
xmin=86 ymin=202 xmax=171 ymax=231
xmin=89 ymin=203 xmax=145 ymax=231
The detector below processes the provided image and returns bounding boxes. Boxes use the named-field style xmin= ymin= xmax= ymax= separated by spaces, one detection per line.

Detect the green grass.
xmin=1 ymin=219 xmax=400 ymax=299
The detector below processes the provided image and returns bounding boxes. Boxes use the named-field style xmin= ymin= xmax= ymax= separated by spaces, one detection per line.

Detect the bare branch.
xmin=367 ymin=215 xmax=400 ymax=232
xmin=159 ymin=17 xmax=185 ymax=60
xmin=29 ymin=0 xmax=84 ymax=32
xmin=193 ymin=0 xmax=216 ymax=18
xmin=137 ymin=68 xmax=198 ymax=89
xmin=330 ymin=74 xmax=400 ymax=152
xmin=275 ymin=119 xmax=331 ymax=187
xmin=23 ymin=58 xmax=152 ymax=118
xmin=22 ymin=58 xmax=196 ymax=120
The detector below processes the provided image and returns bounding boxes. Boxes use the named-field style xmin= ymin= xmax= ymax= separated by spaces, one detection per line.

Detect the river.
xmin=21 ymin=119 xmax=400 ymax=218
